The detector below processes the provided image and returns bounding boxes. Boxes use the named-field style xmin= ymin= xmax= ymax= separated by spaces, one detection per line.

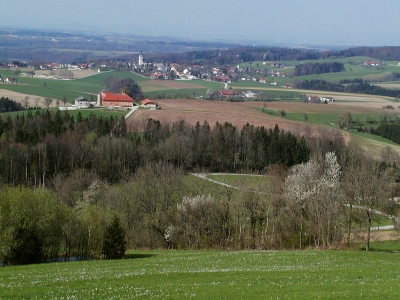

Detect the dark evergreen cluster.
xmin=0 ymin=110 xmax=309 ymax=187
xmin=0 ymin=97 xmax=24 ymax=113
xmin=336 ymin=46 xmax=400 ymax=61
xmin=291 ymin=62 xmax=345 ymax=76
xmin=295 ymin=79 xmax=400 ymax=98
xmin=363 ymin=123 xmax=400 ymax=145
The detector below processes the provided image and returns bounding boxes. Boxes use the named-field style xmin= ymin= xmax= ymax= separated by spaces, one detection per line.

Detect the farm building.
xmin=74 ymin=96 xmax=91 ymax=108
xmin=4 ymin=77 xmax=16 ymax=83
xmin=100 ymin=92 xmax=134 ymax=107
xmin=219 ymin=89 xmax=239 ymax=97
xmin=308 ymin=95 xmax=334 ymax=102
xmin=142 ymin=99 xmax=157 ymax=108
xmin=215 ymin=75 xmax=231 ymax=83
xmin=308 ymin=95 xmax=321 ymax=102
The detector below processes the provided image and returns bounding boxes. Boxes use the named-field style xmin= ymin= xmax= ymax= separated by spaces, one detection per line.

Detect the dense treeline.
xmin=336 ymin=46 xmax=400 ymax=61
xmin=0 ymin=109 xmax=310 ymax=187
xmin=144 ymin=46 xmax=320 ymax=65
xmin=362 ymin=123 xmax=400 ymax=145
xmin=0 ymin=97 xmax=24 ymax=113
xmin=291 ymin=62 xmax=345 ymax=76
xmin=340 ymin=73 xmax=400 ymax=84
xmin=295 ymin=79 xmax=400 ymax=98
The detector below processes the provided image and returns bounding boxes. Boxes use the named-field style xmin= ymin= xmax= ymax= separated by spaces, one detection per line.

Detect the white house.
xmin=75 ymin=96 xmax=91 ymax=108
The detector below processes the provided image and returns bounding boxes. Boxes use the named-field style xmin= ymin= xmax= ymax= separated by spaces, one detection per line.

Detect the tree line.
xmin=294 ymin=79 xmax=400 ymax=98
xmin=360 ymin=122 xmax=400 ymax=145
xmin=0 ymin=109 xmax=310 ymax=188
xmin=291 ymin=62 xmax=345 ymax=76
xmin=0 ymin=108 xmax=398 ymax=266
xmin=0 ymin=97 xmax=24 ymax=113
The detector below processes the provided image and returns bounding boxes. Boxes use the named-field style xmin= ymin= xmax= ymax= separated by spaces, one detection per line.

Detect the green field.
xmin=1 ymin=249 xmax=400 ymax=299
xmin=233 ymin=56 xmax=400 ymax=92
xmin=0 ymin=70 xmax=151 ymax=103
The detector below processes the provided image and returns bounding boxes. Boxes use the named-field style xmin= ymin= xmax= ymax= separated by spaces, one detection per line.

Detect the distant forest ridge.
xmin=136 ymin=46 xmax=400 ymax=65
xmin=2 ymin=28 xmax=400 ymax=63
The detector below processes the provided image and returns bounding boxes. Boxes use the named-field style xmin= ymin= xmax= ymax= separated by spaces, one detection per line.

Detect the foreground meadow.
xmin=1 ymin=249 xmax=400 ymax=299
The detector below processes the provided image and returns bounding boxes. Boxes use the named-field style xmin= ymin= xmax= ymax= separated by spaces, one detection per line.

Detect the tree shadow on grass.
xmin=357 ymin=241 xmax=400 ymax=253
xmin=124 ymin=253 xmax=158 ymax=259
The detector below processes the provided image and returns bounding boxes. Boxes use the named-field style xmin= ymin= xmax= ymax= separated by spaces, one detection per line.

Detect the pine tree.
xmin=102 ymin=215 xmax=127 ymax=260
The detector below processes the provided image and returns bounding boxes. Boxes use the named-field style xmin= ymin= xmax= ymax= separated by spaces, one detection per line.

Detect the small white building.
xmin=75 ymin=96 xmax=91 ymax=108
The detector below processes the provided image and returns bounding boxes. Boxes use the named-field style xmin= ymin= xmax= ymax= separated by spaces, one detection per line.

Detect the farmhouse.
xmin=215 ymin=75 xmax=231 ymax=83
xmin=100 ymin=92 xmax=134 ymax=107
xmin=74 ymin=96 xmax=91 ymax=108
xmin=364 ymin=60 xmax=379 ymax=66
xmin=243 ymin=91 xmax=258 ymax=98
xmin=308 ymin=95 xmax=321 ymax=102
xmin=142 ymin=99 xmax=157 ymax=108
xmin=219 ymin=89 xmax=239 ymax=98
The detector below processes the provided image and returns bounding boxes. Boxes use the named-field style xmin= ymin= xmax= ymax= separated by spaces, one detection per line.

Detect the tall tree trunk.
xmin=346 ymin=204 xmax=353 ymax=247
xmin=366 ymin=209 xmax=372 ymax=252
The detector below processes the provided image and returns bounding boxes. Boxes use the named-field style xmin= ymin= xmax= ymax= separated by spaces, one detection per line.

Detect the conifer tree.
xmin=102 ymin=215 xmax=126 ymax=259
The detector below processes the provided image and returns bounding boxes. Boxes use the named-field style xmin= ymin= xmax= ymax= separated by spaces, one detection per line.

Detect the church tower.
xmin=138 ymin=50 xmax=144 ymax=66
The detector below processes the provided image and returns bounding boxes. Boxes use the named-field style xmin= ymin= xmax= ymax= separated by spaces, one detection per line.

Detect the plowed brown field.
xmin=127 ymin=98 xmax=388 ymax=133
xmin=128 ymin=100 xmax=298 ymax=132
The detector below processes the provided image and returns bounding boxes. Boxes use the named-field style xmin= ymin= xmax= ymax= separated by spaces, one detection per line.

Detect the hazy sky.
xmin=1 ymin=0 xmax=399 ymax=46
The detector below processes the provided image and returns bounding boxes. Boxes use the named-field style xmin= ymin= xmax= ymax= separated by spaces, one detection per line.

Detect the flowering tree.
xmin=285 ymin=152 xmax=343 ymax=248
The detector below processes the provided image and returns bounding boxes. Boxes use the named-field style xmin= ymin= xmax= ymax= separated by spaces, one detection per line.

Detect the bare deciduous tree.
xmin=43 ymin=97 xmax=53 ymax=109
xmin=23 ymin=96 xmax=30 ymax=109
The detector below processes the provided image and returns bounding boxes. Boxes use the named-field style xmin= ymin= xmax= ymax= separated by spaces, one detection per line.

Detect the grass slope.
xmin=1 ymin=250 xmax=400 ymax=299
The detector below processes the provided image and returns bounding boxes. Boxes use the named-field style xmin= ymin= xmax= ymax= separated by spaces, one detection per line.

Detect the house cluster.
xmin=363 ymin=60 xmax=380 ymax=66
xmin=39 ymin=62 xmax=91 ymax=70
xmin=263 ymin=61 xmax=287 ymax=68
xmin=147 ymin=63 xmax=199 ymax=80
xmin=217 ymin=89 xmax=263 ymax=99
xmin=308 ymin=95 xmax=334 ymax=102
xmin=136 ymin=52 xmax=291 ymax=84
xmin=2 ymin=77 xmax=16 ymax=83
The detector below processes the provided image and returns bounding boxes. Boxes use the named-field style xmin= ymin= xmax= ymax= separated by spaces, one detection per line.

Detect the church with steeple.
xmin=138 ymin=50 xmax=144 ymax=66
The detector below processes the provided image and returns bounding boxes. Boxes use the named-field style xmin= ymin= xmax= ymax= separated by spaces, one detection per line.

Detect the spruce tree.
xmin=102 ymin=215 xmax=127 ymax=260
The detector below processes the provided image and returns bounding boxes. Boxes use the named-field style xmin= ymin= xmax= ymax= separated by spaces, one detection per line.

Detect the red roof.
xmin=220 ymin=89 xmax=238 ymax=96
xmin=101 ymin=92 xmax=133 ymax=102
xmin=142 ymin=99 xmax=154 ymax=105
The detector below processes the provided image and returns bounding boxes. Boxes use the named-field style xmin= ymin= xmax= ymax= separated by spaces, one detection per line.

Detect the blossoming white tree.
xmin=285 ymin=152 xmax=343 ymax=248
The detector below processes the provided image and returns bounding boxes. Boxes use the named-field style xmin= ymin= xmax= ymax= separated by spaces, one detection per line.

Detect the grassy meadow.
xmin=1 ymin=249 xmax=400 ymax=299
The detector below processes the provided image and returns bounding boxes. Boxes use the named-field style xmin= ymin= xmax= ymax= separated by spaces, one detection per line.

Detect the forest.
xmin=290 ymin=62 xmax=345 ymax=76
xmin=294 ymin=79 xmax=400 ymax=98
xmin=0 ymin=107 xmax=399 ymax=265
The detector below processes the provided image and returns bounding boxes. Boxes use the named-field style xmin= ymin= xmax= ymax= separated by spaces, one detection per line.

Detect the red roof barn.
xmin=101 ymin=92 xmax=134 ymax=107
